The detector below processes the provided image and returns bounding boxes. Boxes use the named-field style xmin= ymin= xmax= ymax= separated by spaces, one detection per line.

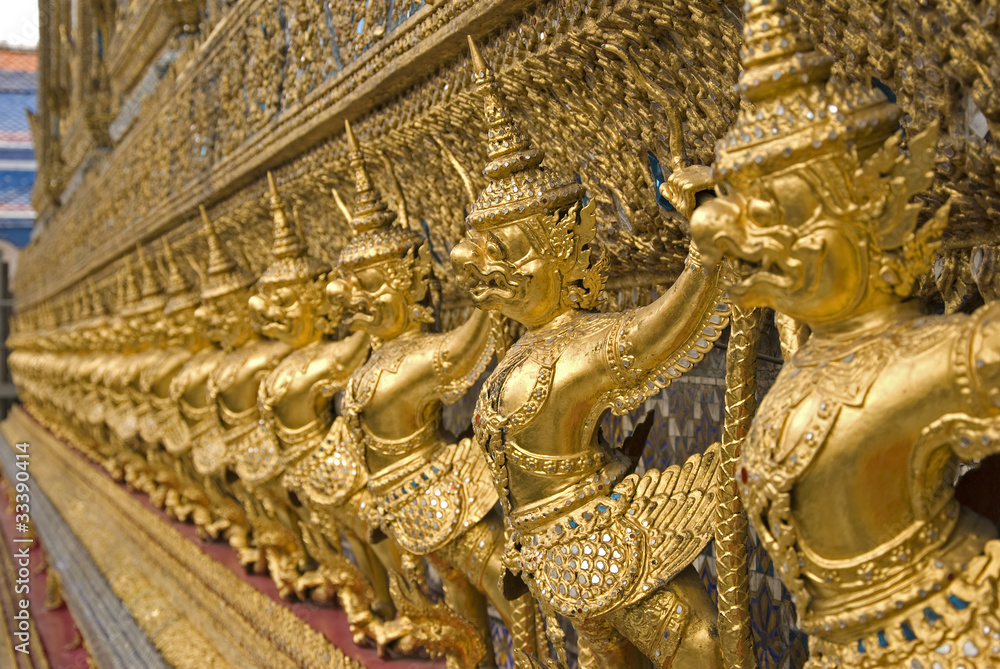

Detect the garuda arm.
xmin=434 ymin=307 xmax=505 ymax=405
xmin=927 ymin=300 xmax=1000 ymax=464
xmin=599 ymin=254 xmax=729 ymax=415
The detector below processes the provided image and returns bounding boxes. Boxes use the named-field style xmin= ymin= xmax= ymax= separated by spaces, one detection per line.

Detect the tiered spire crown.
xmin=163 ymin=237 xmax=199 ymax=315
xmin=266 ymin=172 xmax=305 ymax=259
xmin=88 ymin=279 xmax=107 ymax=319
xmin=114 ymin=263 xmax=128 ymax=313
xmin=128 ymin=244 xmax=167 ymax=316
xmin=466 ymin=36 xmax=584 ymax=230
xmin=337 ymin=120 xmax=422 ymax=270
xmin=715 ymin=0 xmax=899 ymax=184
xmin=257 ymin=172 xmax=330 ymax=285
xmin=122 ymin=255 xmax=141 ymax=313
xmin=163 ymin=237 xmax=188 ymax=296
xmin=199 ymin=205 xmax=254 ymax=300
xmin=75 ymin=287 xmax=90 ymax=321
xmin=136 ymin=244 xmax=160 ymax=299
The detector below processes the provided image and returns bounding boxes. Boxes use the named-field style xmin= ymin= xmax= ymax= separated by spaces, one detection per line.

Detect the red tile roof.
xmin=0 ymin=50 xmax=37 ymax=73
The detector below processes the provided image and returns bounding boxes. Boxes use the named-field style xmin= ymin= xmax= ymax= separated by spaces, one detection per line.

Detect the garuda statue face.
xmin=195 ymin=288 xmax=250 ymax=348
xmin=248 ymin=173 xmax=332 ymax=348
xmin=251 ymin=281 xmax=323 ymax=346
xmin=164 ymin=306 xmax=200 ymax=348
xmin=328 ymin=251 xmax=429 ymax=340
xmin=697 ymin=173 xmax=865 ymax=321
xmin=192 ymin=205 xmax=255 ymax=349
xmin=452 ymin=199 xmax=603 ymax=329
xmin=690 ymin=1 xmax=947 ymax=332
xmin=693 ymin=155 xmax=945 ymax=331
xmin=108 ymin=314 xmax=133 ymax=350
xmin=127 ymin=244 xmax=169 ymax=349
xmin=326 ymin=121 xmax=430 ymax=342
xmin=451 ymin=43 xmax=605 ymax=329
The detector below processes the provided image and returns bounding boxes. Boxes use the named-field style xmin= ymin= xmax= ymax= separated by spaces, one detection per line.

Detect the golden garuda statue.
xmin=107 ymin=247 xmax=168 ymax=491
xmin=232 ymin=171 xmax=371 ymax=602
xmin=54 ymin=288 xmax=92 ymax=439
xmin=97 ymin=263 xmax=138 ymax=460
xmin=690 ymin=1 xmax=1000 ymax=667
xmin=278 ymin=129 xmax=413 ymax=646
xmin=181 ymin=206 xmax=257 ymax=551
xmin=201 ymin=174 xmax=327 ymax=591
xmin=67 ymin=284 xmax=107 ymax=438
xmin=135 ymin=238 xmax=209 ymax=518
xmin=311 ymin=118 xmax=538 ymax=666
xmin=162 ymin=225 xmax=230 ymax=476
xmin=25 ymin=301 xmax=65 ymax=438
xmin=451 ymin=37 xmax=730 ymax=668
xmin=85 ymin=275 xmax=130 ymax=453
xmin=137 ymin=238 xmax=202 ymax=452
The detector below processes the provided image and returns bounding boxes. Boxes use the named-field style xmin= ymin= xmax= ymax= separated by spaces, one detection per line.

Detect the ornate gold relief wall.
xmin=21 ymin=0 xmax=1000 ymax=322
xmin=23 ymin=0 xmax=747 ymax=319
xmin=10 ymin=1 xmax=1000 ymax=668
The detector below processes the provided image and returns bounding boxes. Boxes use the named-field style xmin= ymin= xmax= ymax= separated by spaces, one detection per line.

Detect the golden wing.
xmin=618 ymin=442 xmax=721 ymax=584
xmin=283 ymin=414 xmax=368 ymax=508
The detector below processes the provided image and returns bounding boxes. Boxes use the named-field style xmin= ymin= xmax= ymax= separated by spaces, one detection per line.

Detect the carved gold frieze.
xmin=22 ymin=0 xmax=1000 ymax=319
xmin=10 ymin=0 xmax=1000 ymax=667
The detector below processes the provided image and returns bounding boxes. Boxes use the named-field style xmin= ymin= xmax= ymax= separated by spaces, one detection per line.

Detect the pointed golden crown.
xmin=719 ymin=0 xmax=949 ymax=295
xmin=715 ymin=0 xmax=900 ymax=184
xmin=137 ymin=244 xmax=160 ymax=298
xmin=466 ymin=36 xmax=585 ymax=230
xmin=126 ymin=244 xmax=168 ymax=316
xmin=114 ymin=262 xmax=129 ymax=313
xmin=162 ymin=237 xmax=189 ymax=296
xmin=266 ymin=172 xmax=304 ymax=258
xmin=257 ymin=172 xmax=330 ymax=285
xmin=337 ymin=120 xmax=422 ymax=270
xmin=199 ymin=205 xmax=254 ymax=299
xmin=162 ymin=237 xmax=200 ymax=315
xmin=122 ymin=255 xmax=142 ymax=312
xmin=43 ymin=302 xmax=56 ymax=330
xmin=75 ymin=287 xmax=89 ymax=321
xmin=88 ymin=279 xmax=107 ymax=320
xmin=60 ymin=297 xmax=72 ymax=325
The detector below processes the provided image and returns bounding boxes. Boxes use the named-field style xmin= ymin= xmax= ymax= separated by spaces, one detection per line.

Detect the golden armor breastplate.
xmin=364 ymin=432 xmax=498 ymax=555
xmin=283 ymin=341 xmax=419 ymax=518
xmin=234 ymin=342 xmax=333 ymax=485
xmin=107 ymin=381 xmax=139 ymax=441
xmin=260 ymin=343 xmax=334 ymax=443
xmin=473 ymin=312 xmax=720 ymax=620
xmin=211 ymin=343 xmax=277 ymax=424
xmin=343 ymin=334 xmax=411 ymax=419
xmin=138 ymin=348 xmax=176 ymax=394
xmin=343 ymin=333 xmax=499 ymax=555
xmin=743 ymin=314 xmax=1000 ymax=666
xmin=168 ymin=347 xmax=225 ymax=455
xmin=208 ymin=338 xmax=289 ymax=454
xmin=473 ymin=312 xmax=617 ymax=519
xmin=194 ymin=343 xmax=284 ymax=478
xmin=76 ymin=355 xmax=104 ymax=422
xmin=283 ymin=413 xmax=369 ymax=511
xmin=139 ymin=347 xmax=193 ymax=444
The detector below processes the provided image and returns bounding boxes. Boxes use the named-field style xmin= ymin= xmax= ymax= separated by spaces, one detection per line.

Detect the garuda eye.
xmin=486 ymin=233 xmax=506 ymax=260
